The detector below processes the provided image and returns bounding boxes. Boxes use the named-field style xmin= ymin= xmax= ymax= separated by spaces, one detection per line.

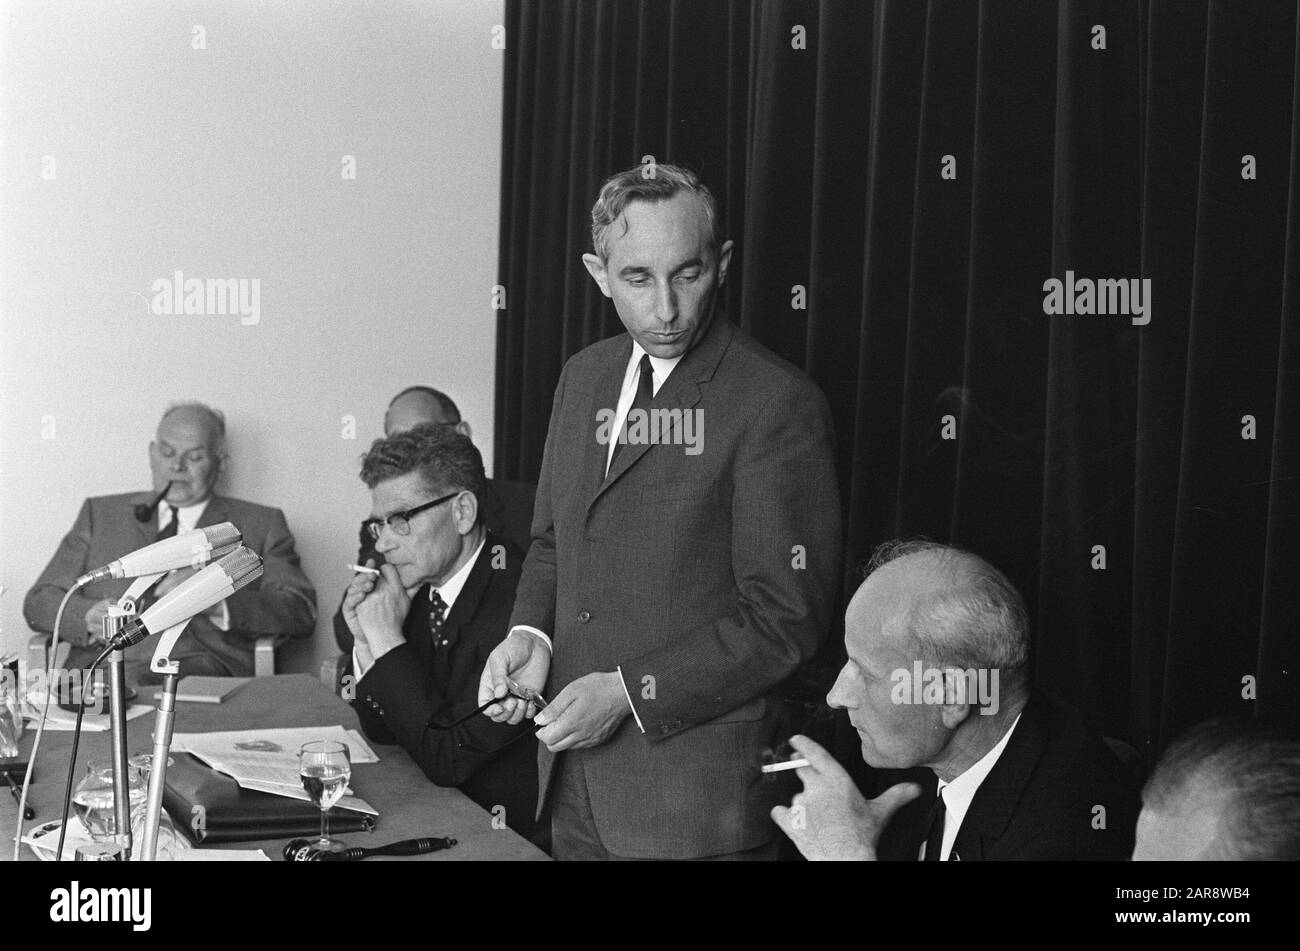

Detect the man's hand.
xmin=83 ymin=599 xmax=114 ymax=638
xmin=345 ymin=563 xmax=413 ymax=661
xmin=478 ymin=629 xmax=551 ymax=725
xmin=533 ymin=671 xmax=630 ymax=752
xmin=770 ymin=734 xmax=923 ymax=861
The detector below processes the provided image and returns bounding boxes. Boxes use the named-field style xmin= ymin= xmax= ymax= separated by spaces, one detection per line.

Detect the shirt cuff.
xmin=351 ymin=645 xmax=374 ymax=681
xmin=209 ymin=600 xmax=230 ymax=631
xmin=510 ymin=625 xmax=553 ymax=652
xmin=616 ymin=665 xmax=645 ymax=734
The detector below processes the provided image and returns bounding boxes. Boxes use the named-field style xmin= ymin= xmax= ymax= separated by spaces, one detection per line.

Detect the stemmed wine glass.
xmin=298 ymin=740 xmax=351 ymax=853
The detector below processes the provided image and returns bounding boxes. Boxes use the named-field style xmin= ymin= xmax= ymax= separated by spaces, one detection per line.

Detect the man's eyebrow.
xmin=617 ymin=258 xmax=705 ymax=279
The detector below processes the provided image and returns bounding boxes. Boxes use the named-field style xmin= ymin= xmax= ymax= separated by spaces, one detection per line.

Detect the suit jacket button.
xmin=577 ymin=611 xmax=592 ymax=623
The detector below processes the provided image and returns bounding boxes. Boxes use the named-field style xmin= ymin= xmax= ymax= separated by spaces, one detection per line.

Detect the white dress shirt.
xmin=352 ymin=536 xmax=486 ymax=680
xmin=603 ymin=342 xmax=683 ymax=475
xmin=157 ymin=498 xmax=229 ymax=630
xmin=927 ymin=711 xmax=1023 ymax=861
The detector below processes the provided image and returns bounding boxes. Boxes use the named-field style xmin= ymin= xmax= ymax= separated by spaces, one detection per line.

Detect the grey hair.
xmin=590 ymin=163 xmax=724 ymax=261
xmin=865 ymin=538 xmax=1030 ymax=682
xmin=1142 ymin=717 xmax=1300 ymax=860
xmin=160 ymin=401 xmax=226 ymax=452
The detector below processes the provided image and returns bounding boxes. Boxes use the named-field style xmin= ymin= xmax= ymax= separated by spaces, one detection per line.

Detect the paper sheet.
xmin=170 ymin=725 xmax=379 ymax=815
xmin=27 ymin=703 xmax=153 ymax=732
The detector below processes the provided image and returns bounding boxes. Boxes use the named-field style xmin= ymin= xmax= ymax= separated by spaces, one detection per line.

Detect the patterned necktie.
xmin=156 ymin=505 xmax=180 ymax=541
xmin=608 ymin=353 xmax=654 ymax=475
xmin=429 ymin=589 xmax=448 ymax=648
xmin=923 ymin=788 xmax=947 ymax=861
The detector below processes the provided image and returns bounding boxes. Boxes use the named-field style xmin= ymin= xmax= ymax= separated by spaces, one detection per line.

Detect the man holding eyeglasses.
xmin=341 ymin=423 xmax=542 ymax=844
xmin=24 ymin=401 xmax=316 ymax=682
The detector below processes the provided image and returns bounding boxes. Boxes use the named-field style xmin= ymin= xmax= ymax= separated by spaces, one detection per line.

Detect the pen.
xmin=760 ymin=758 xmax=810 ymax=773
xmin=4 ymin=773 xmax=35 ymax=820
xmin=347 ymin=563 xmax=380 ymax=575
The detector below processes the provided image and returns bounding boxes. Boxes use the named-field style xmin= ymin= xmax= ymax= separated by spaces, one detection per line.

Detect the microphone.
xmin=76 ymin=523 xmax=242 ymax=586
xmin=283 ymin=836 xmax=458 ymax=862
xmin=133 ymin=482 xmax=174 ymax=522
xmin=102 ymin=547 xmax=263 ymax=652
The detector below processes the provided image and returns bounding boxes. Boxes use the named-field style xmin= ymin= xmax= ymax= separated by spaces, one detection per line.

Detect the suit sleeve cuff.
xmin=510 ymin=625 xmax=553 ymax=652
xmin=616 ymin=665 xmax=645 ymax=734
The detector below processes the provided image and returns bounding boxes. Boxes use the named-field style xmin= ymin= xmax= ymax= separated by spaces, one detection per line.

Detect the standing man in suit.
xmin=479 ymin=163 xmax=842 ymax=860
xmin=342 ymin=424 xmax=540 ymax=842
xmin=24 ymin=402 xmax=316 ymax=682
xmin=332 ymin=385 xmax=535 ymax=653
xmin=772 ymin=539 xmax=1139 ymax=860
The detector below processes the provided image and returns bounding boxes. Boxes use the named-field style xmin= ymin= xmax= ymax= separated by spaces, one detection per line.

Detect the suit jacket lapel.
xmin=194 ymin=494 xmax=229 ymax=530
xmin=951 ymin=696 xmax=1047 ymax=861
xmin=582 ymin=340 xmax=633 ymax=510
xmin=589 ymin=316 xmax=733 ymax=508
xmin=132 ymin=491 xmax=160 ymax=545
xmin=437 ymin=539 xmax=494 ymax=651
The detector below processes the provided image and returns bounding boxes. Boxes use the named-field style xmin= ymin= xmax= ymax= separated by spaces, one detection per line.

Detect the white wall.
xmin=0 ymin=0 xmax=504 ymax=674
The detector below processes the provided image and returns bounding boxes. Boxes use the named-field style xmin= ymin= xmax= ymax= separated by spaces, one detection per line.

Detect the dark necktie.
xmin=156 ymin=505 xmax=180 ymax=541
xmin=923 ymin=788 xmax=947 ymax=861
xmin=429 ymin=590 xmax=448 ymax=648
xmin=608 ymin=353 xmax=654 ymax=475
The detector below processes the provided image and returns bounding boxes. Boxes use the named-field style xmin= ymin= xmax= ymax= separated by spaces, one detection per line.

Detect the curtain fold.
xmin=495 ymin=0 xmax=1300 ymax=757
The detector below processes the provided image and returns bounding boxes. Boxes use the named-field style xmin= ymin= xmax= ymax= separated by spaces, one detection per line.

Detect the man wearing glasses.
xmin=342 ymin=423 xmax=542 ymax=844
xmin=24 ymin=401 xmax=316 ymax=683
xmin=331 ymin=385 xmax=535 ymax=656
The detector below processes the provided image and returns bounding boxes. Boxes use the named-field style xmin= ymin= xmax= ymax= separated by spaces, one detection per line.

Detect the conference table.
xmin=3 ymin=673 xmax=550 ymax=861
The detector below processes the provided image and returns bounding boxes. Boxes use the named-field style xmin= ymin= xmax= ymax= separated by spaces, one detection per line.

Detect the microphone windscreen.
xmin=202 ymin=522 xmax=242 ymax=553
xmin=219 ymin=547 xmax=264 ymax=590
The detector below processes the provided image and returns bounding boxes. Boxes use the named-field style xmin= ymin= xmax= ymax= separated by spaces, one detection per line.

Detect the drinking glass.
xmin=298 ymin=740 xmax=351 ymax=852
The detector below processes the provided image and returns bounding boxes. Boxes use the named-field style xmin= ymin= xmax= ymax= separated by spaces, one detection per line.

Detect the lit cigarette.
xmin=348 ymin=563 xmax=380 ymax=575
xmin=761 ymin=758 xmax=810 ymax=773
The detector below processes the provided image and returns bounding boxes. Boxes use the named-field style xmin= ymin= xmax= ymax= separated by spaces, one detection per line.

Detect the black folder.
xmin=163 ymin=752 xmax=376 ymax=845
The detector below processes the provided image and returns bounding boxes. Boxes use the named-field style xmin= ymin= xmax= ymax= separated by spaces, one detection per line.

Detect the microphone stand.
xmin=98 ymin=574 xmax=162 ymax=861
xmin=138 ymin=620 xmax=192 ymax=861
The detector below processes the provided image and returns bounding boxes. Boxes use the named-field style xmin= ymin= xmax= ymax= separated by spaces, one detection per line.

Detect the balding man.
xmin=24 ymin=402 xmax=316 ymax=683
xmin=1132 ymin=717 xmax=1300 ymax=860
xmin=773 ymin=539 xmax=1138 ymax=860
xmin=332 ymin=386 xmax=535 ymax=654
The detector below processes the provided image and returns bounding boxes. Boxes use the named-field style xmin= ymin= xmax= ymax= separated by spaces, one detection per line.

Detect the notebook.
xmin=175 ymin=676 xmax=249 ymax=704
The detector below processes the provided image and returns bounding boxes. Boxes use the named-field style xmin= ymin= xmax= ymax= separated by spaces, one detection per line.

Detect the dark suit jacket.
xmin=511 ymin=316 xmax=842 ymax=858
xmin=333 ymin=479 xmax=536 ymax=653
xmin=350 ymin=536 xmax=542 ymax=843
xmin=875 ymin=692 xmax=1140 ymax=860
xmin=23 ymin=492 xmax=317 ymax=677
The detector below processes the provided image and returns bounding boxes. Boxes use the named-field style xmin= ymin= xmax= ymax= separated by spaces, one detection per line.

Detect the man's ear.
xmin=716 ymin=239 xmax=735 ymax=286
xmin=582 ymin=253 xmax=613 ymax=298
xmin=455 ymin=420 xmax=472 ymax=441
xmin=938 ymin=667 xmax=974 ymax=730
xmin=454 ymin=490 xmax=479 ymax=535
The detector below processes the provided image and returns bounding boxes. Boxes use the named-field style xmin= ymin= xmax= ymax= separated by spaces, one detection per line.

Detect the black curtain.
xmin=495 ymin=0 xmax=1300 ymax=761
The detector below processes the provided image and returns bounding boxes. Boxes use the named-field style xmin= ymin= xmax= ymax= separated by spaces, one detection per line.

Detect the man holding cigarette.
xmin=343 ymin=423 xmax=541 ymax=843
xmin=479 ymin=163 xmax=841 ymax=860
xmin=773 ymin=540 xmax=1139 ymax=860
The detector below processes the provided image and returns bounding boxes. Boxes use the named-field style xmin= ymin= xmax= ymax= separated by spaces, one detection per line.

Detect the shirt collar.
xmin=627 ymin=341 xmax=683 ymax=397
xmin=159 ymin=498 xmax=211 ymax=534
xmin=429 ymin=535 xmax=486 ymax=613
xmin=934 ymin=711 xmax=1023 ymax=858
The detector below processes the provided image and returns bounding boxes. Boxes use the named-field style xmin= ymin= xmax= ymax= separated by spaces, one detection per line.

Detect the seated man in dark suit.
xmin=332 ymin=385 xmax=534 ymax=654
xmin=772 ymin=539 xmax=1138 ymax=860
xmin=1132 ymin=717 xmax=1300 ymax=860
xmin=342 ymin=423 xmax=541 ymax=843
xmin=23 ymin=402 xmax=317 ymax=683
